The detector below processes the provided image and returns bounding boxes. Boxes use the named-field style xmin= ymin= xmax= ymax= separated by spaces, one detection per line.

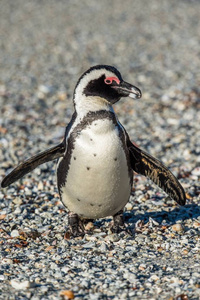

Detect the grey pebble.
xmin=105 ymin=233 xmax=120 ymax=242
xmin=99 ymin=242 xmax=109 ymax=252
xmin=82 ymin=242 xmax=96 ymax=249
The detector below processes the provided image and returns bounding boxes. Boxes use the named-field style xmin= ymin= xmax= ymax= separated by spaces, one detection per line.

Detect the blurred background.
xmin=1 ymin=1 xmax=199 ymax=168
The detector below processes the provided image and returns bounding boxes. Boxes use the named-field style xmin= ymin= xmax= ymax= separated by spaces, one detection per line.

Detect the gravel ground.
xmin=0 ymin=1 xmax=200 ymax=299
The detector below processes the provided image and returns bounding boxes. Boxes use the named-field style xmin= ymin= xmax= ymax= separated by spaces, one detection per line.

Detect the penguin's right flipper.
xmin=1 ymin=142 xmax=65 ymax=188
xmin=127 ymin=140 xmax=186 ymax=206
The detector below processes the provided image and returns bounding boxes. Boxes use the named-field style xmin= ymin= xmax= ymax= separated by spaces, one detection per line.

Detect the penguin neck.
xmin=74 ymin=95 xmax=115 ymax=120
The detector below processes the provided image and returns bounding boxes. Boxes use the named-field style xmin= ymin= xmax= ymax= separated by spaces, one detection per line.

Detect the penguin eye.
xmin=104 ymin=79 xmax=112 ymax=84
xmin=104 ymin=77 xmax=120 ymax=85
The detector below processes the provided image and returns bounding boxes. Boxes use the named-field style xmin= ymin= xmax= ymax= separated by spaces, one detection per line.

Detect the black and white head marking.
xmin=73 ymin=65 xmax=141 ymax=116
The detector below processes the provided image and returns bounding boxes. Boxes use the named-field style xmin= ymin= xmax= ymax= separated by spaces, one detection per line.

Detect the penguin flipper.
xmin=1 ymin=142 xmax=65 ymax=188
xmin=127 ymin=140 xmax=186 ymax=206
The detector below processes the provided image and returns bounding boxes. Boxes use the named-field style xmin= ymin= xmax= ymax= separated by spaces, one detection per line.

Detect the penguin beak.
xmin=113 ymin=81 xmax=142 ymax=99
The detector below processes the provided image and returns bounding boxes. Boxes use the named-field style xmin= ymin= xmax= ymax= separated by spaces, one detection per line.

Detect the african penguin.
xmin=1 ymin=65 xmax=186 ymax=237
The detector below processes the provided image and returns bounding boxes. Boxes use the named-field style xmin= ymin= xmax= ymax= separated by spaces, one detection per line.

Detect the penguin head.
xmin=73 ymin=65 xmax=142 ymax=112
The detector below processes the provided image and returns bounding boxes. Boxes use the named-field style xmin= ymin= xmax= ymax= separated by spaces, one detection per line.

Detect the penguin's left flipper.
xmin=127 ymin=140 xmax=186 ymax=206
xmin=1 ymin=142 xmax=65 ymax=188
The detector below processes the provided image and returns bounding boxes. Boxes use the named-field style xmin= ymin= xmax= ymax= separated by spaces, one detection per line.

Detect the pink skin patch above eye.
xmin=104 ymin=77 xmax=120 ymax=85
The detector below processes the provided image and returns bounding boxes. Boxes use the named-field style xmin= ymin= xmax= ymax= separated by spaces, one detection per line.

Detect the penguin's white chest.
xmin=60 ymin=118 xmax=132 ymax=218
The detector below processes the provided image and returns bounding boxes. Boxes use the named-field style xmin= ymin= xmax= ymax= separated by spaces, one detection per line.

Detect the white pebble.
xmin=2 ymin=258 xmax=12 ymax=264
xmin=125 ymin=203 xmax=133 ymax=210
xmin=11 ymin=229 xmax=20 ymax=237
xmin=191 ymin=167 xmax=200 ymax=176
xmin=10 ymin=280 xmax=30 ymax=290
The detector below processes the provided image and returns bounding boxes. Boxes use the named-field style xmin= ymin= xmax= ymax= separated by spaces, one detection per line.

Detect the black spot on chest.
xmin=57 ymin=110 xmax=133 ymax=198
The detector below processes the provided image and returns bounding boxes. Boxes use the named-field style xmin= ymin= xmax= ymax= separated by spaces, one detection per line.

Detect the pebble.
xmin=191 ymin=167 xmax=200 ymax=176
xmin=105 ymin=234 xmax=120 ymax=242
xmin=125 ymin=203 xmax=133 ymax=211
xmin=10 ymin=280 xmax=30 ymax=290
xmin=99 ymin=242 xmax=109 ymax=252
xmin=171 ymin=224 xmax=184 ymax=233
xmin=37 ymin=181 xmax=44 ymax=191
xmin=84 ymin=221 xmax=94 ymax=231
xmin=82 ymin=242 xmax=96 ymax=248
xmin=40 ymin=286 xmax=48 ymax=293
xmin=0 ymin=1 xmax=200 ymax=300
xmin=60 ymin=290 xmax=75 ymax=299
xmin=13 ymin=197 xmax=23 ymax=205
xmin=10 ymin=229 xmax=20 ymax=237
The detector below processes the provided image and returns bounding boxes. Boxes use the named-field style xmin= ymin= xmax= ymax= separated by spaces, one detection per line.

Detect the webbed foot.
xmin=110 ymin=210 xmax=125 ymax=233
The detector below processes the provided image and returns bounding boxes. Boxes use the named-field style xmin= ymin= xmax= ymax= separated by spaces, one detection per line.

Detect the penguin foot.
xmin=68 ymin=213 xmax=85 ymax=237
xmin=110 ymin=210 xmax=125 ymax=233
